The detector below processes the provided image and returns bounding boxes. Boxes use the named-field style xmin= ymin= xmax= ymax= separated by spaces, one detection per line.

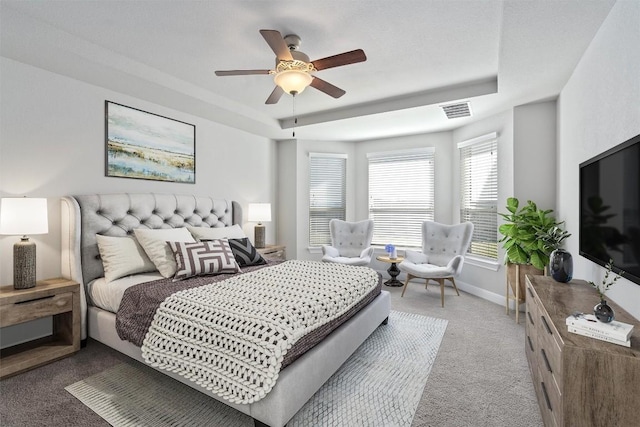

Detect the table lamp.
xmin=248 ymin=203 xmax=271 ymax=249
xmin=0 ymin=197 xmax=49 ymax=289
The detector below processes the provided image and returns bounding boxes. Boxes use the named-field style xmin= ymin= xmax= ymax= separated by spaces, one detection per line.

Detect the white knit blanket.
xmin=141 ymin=260 xmax=379 ymax=404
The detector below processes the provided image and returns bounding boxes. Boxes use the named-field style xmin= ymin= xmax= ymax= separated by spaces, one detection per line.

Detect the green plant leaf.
xmin=530 ymin=251 xmax=546 ymax=270
xmin=507 ymin=244 xmax=528 ymax=264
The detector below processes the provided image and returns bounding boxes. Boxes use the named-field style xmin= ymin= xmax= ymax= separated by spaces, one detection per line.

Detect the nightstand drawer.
xmin=1 ymin=292 xmax=73 ymax=327
xmin=258 ymin=245 xmax=286 ymax=261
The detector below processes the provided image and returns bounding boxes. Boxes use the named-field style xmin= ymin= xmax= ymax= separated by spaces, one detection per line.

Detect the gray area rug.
xmin=65 ymin=310 xmax=447 ymax=427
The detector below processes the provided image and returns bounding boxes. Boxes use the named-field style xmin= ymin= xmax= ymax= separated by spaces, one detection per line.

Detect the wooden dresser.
xmin=525 ymin=275 xmax=640 ymax=427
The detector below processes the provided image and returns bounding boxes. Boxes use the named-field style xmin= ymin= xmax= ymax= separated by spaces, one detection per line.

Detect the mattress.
xmin=88 ymin=273 xmax=164 ymax=313
xmin=88 ymin=260 xmax=282 ymax=314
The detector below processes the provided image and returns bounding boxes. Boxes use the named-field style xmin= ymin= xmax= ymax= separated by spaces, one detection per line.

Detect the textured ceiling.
xmin=0 ymin=0 xmax=616 ymax=141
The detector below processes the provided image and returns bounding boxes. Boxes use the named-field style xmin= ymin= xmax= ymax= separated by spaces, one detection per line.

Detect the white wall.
xmin=276 ymin=139 xmax=298 ymax=259
xmin=0 ymin=57 xmax=276 ymax=286
xmin=557 ymin=0 xmax=640 ymax=319
xmin=513 ymin=100 xmax=558 ymax=211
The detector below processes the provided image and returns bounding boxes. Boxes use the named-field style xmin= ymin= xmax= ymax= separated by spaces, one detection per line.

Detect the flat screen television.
xmin=579 ymin=133 xmax=640 ymax=285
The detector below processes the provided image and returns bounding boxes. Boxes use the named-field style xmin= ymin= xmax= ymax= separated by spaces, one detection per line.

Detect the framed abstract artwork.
xmin=105 ymin=101 xmax=195 ymax=183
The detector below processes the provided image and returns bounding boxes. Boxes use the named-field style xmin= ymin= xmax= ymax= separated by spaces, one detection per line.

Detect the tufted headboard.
xmin=61 ymin=193 xmax=241 ymax=339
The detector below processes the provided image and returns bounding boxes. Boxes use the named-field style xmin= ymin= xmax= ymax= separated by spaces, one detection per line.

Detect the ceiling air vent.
xmin=440 ymin=101 xmax=472 ymax=119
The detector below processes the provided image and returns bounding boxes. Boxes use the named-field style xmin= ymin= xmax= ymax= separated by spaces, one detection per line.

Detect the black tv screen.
xmin=579 ymin=133 xmax=640 ymax=285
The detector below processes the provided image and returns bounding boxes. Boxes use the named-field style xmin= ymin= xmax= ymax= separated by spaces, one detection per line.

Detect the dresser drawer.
xmin=537 ymin=365 xmax=562 ymax=427
xmin=525 ymin=300 xmax=539 ymax=367
xmin=0 ymin=292 xmax=74 ymax=327
xmin=536 ymin=310 xmax=563 ymax=389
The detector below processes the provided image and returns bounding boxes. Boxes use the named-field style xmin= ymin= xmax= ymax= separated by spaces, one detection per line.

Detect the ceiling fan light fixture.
xmin=274 ymin=69 xmax=313 ymax=95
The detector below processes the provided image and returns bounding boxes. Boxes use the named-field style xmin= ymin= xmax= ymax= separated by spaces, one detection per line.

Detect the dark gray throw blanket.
xmin=115 ymin=261 xmax=381 ymax=370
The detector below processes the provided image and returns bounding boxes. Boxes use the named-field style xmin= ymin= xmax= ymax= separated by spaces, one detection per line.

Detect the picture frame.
xmin=105 ymin=101 xmax=195 ymax=183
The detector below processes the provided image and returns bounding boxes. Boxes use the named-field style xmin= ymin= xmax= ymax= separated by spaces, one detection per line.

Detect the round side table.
xmin=376 ymin=255 xmax=405 ymax=287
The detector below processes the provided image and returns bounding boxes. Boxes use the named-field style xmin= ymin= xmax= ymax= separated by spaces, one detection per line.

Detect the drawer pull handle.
xmin=541 ymin=381 xmax=553 ymax=411
xmin=541 ymin=315 xmax=552 ymax=335
xmin=527 ymin=287 xmax=534 ymax=298
xmin=527 ymin=336 xmax=534 ymax=352
xmin=15 ymin=295 xmax=54 ymax=305
xmin=527 ymin=311 xmax=534 ymax=325
xmin=541 ymin=348 xmax=552 ymax=373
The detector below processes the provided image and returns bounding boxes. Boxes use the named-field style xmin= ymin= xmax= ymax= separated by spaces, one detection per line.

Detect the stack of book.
xmin=565 ymin=313 xmax=634 ymax=347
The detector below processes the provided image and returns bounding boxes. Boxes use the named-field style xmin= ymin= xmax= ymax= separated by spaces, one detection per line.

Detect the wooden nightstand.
xmin=0 ymin=278 xmax=81 ymax=379
xmin=257 ymin=244 xmax=287 ymax=261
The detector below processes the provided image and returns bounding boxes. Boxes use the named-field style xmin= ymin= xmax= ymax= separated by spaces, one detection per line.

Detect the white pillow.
xmin=134 ymin=228 xmax=196 ymax=278
xmin=96 ymin=235 xmax=157 ymax=283
xmin=187 ymin=224 xmax=246 ymax=241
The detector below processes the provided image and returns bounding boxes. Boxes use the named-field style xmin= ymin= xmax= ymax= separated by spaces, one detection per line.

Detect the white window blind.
xmin=368 ymin=148 xmax=435 ymax=247
xmin=309 ymin=153 xmax=347 ymax=246
xmin=458 ymin=132 xmax=498 ymax=259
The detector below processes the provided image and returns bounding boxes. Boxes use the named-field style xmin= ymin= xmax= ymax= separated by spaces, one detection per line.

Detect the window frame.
xmin=308 ymin=152 xmax=347 ymax=247
xmin=458 ymin=132 xmax=499 ymax=261
xmin=367 ymin=147 xmax=435 ymax=248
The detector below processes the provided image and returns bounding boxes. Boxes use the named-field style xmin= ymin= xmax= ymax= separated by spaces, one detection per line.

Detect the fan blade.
xmin=260 ymin=29 xmax=293 ymax=61
xmin=265 ymin=86 xmax=285 ymax=104
xmin=310 ymin=77 xmax=346 ymax=98
xmin=311 ymin=49 xmax=366 ymax=71
xmin=215 ymin=69 xmax=271 ymax=76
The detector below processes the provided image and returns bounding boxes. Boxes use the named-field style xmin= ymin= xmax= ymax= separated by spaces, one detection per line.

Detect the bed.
xmin=60 ymin=193 xmax=391 ymax=427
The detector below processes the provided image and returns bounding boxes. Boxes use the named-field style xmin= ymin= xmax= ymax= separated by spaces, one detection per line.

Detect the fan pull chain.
xmin=292 ymin=94 xmax=297 ymax=138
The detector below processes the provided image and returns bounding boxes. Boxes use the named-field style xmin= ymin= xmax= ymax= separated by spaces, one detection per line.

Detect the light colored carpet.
xmin=1 ymin=286 xmax=542 ymax=427
xmin=65 ymin=311 xmax=447 ymax=427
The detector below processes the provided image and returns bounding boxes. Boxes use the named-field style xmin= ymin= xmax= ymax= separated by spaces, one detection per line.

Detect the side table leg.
xmin=384 ymin=262 xmax=403 ymax=287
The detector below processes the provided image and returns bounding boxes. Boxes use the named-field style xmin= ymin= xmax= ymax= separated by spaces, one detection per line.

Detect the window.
xmin=368 ymin=148 xmax=435 ymax=247
xmin=309 ymin=153 xmax=347 ymax=246
xmin=458 ymin=132 xmax=498 ymax=259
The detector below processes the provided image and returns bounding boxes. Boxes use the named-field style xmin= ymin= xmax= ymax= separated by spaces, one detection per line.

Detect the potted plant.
xmin=498 ymin=197 xmax=566 ymax=308
xmin=588 ymin=259 xmax=624 ymax=323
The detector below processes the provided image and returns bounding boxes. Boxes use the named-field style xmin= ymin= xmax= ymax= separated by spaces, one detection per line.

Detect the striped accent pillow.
xmin=228 ymin=238 xmax=267 ymax=267
xmin=168 ymin=240 xmax=241 ymax=281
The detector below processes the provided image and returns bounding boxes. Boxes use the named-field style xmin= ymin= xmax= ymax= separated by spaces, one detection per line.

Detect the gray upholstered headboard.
xmin=61 ymin=193 xmax=242 ymax=339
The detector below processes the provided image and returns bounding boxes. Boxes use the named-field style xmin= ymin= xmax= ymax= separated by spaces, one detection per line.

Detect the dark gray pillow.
xmin=228 ymin=238 xmax=267 ymax=267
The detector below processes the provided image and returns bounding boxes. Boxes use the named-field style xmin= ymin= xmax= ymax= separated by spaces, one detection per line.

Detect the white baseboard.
xmin=375 ymin=269 xmax=524 ymax=312
xmin=455 ymin=279 xmax=524 ymax=312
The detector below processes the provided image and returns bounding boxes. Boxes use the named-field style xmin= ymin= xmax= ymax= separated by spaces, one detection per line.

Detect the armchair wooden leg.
xmin=449 ymin=277 xmax=460 ymax=296
xmin=436 ymin=278 xmax=445 ymax=307
xmin=401 ymin=274 xmax=413 ymax=297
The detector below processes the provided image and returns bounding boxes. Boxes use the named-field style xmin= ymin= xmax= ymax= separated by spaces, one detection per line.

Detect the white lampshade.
xmin=248 ymin=203 xmax=272 ymax=223
xmin=274 ymin=70 xmax=313 ymax=95
xmin=0 ymin=197 xmax=49 ymax=236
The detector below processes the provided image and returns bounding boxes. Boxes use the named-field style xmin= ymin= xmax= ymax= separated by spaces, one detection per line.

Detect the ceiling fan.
xmin=215 ymin=29 xmax=367 ymax=104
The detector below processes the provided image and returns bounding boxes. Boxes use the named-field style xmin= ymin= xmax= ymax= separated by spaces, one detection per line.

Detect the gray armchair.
xmin=399 ymin=221 xmax=474 ymax=307
xmin=321 ymin=219 xmax=375 ymax=266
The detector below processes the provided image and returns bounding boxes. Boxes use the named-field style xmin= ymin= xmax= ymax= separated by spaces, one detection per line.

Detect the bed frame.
xmin=60 ymin=193 xmax=391 ymax=427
